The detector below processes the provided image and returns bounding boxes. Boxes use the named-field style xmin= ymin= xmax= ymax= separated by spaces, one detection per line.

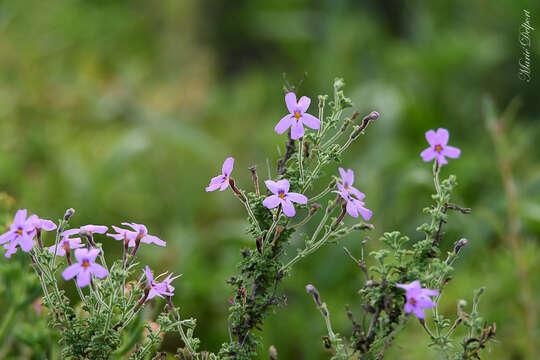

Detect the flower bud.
xmin=453 ymin=238 xmax=468 ymax=255
xmin=63 ymin=208 xmax=75 ymax=221
xmin=305 ymin=284 xmax=322 ymax=307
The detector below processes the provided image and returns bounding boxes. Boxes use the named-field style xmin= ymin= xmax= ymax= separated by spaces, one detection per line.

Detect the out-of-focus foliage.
xmin=0 ymin=0 xmax=538 ymax=359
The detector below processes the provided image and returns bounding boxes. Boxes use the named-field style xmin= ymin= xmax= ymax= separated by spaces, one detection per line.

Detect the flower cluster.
xmin=206 ymin=92 xmax=374 ymax=222
xmin=0 ymin=210 xmax=56 ymax=257
xmin=0 ymin=211 xmax=171 ymax=292
xmin=0 ymin=79 xmax=482 ymax=360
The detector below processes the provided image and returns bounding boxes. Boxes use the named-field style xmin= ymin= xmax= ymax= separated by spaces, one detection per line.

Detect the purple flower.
xmin=0 ymin=209 xmax=37 ymax=257
xmin=337 ymin=168 xmax=365 ymax=199
xmin=107 ymin=223 xmax=166 ymax=247
xmin=79 ymin=224 xmax=108 ymax=234
xmin=262 ymin=179 xmax=307 ymax=217
xmin=62 ymin=248 xmax=108 ymax=287
xmin=275 ymin=92 xmax=320 ymax=140
xmin=48 ymin=232 xmax=85 ymax=257
xmin=28 ymin=215 xmax=57 ymax=232
xmin=206 ymin=157 xmax=234 ymax=192
xmin=420 ymin=128 xmax=461 ymax=165
xmin=396 ymin=280 xmax=439 ymax=319
xmin=143 ymin=265 xmax=180 ymax=300
xmin=334 ymin=184 xmax=372 ymax=220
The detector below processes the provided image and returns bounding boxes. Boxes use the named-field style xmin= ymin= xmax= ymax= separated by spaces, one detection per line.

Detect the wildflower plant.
xmin=0 ymin=77 xmax=495 ymax=359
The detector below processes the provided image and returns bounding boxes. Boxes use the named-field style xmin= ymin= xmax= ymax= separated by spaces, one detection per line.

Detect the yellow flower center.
xmin=435 ymin=145 xmax=443 ymax=153
xmin=278 ymin=192 xmax=286 ymax=199
xmin=294 ymin=112 xmax=301 ymax=120
xmin=409 ymin=298 xmax=416 ymax=306
xmin=16 ymin=228 xmax=23 ymax=236
xmin=82 ymin=260 xmax=90 ymax=269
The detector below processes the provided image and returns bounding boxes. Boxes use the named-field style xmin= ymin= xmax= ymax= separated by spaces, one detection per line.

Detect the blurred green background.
xmin=0 ymin=0 xmax=539 ymax=359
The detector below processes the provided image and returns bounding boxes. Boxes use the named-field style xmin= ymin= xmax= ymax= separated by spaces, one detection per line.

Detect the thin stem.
xmin=308 ymin=179 xmax=336 ymax=203
xmin=265 ymin=205 xmax=282 ymax=242
xmin=168 ymin=298 xmax=195 ymax=354
xmin=298 ymin=137 xmax=304 ymax=183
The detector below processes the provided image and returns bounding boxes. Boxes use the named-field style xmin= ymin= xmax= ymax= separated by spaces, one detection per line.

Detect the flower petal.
xmin=297 ymin=96 xmax=311 ymax=113
xmin=14 ymin=209 xmax=27 ymax=225
xmin=205 ymin=175 xmax=225 ymax=192
xmin=436 ymin=154 xmax=448 ymax=165
xmin=285 ymin=92 xmax=297 ymax=113
xmin=40 ymin=219 xmax=57 ymax=231
xmin=144 ymin=235 xmax=166 ymax=247
xmin=275 ymin=179 xmax=290 ymax=193
xmin=81 ymin=225 xmax=108 ymax=234
xmin=281 ymin=200 xmax=296 ymax=217
xmin=275 ymin=115 xmax=293 ymax=134
xmin=219 ymin=180 xmax=230 ymax=191
xmin=436 ymin=128 xmax=449 ymax=145
xmin=421 ymin=289 xmax=439 ymax=297
xmin=87 ymin=248 xmax=100 ymax=262
xmin=262 ymin=195 xmax=281 ymax=209
xmin=338 ymin=168 xmax=347 ymax=182
xmin=287 ymin=192 xmax=307 ymax=204
xmin=420 ymin=148 xmax=436 ymax=162
xmin=49 ymin=244 xmax=66 ymax=256
xmin=347 ymin=169 xmax=355 ymax=184
xmin=61 ymin=229 xmax=80 ymax=238
xmin=442 ymin=145 xmax=460 ymax=159
xmin=0 ymin=231 xmax=13 ymax=245
xmin=348 ymin=187 xmax=366 ymax=200
xmin=222 ymin=157 xmax=234 ymax=176
xmin=346 ymin=200 xmax=359 ymax=218
xmin=90 ymin=263 xmax=108 ymax=279
xmin=290 ymin=120 xmax=304 ymax=140
xmin=70 ymin=238 xmax=85 ymax=249
xmin=357 ymin=205 xmax=373 ymax=221
xmin=413 ymin=306 xmax=426 ymax=319
xmin=403 ymin=302 xmax=414 ymax=314
xmin=144 ymin=265 xmax=154 ymax=283
xmin=62 ymin=263 xmax=81 ymax=280
xmin=425 ymin=130 xmax=439 ymax=146
xmin=19 ymin=234 xmax=35 ymax=252
xmin=77 ymin=270 xmax=91 ymax=287
xmin=74 ymin=248 xmax=89 ymax=263
xmin=396 ymin=280 xmax=421 ymax=291
xmin=417 ymin=297 xmax=436 ymax=309
xmin=300 ymin=113 xmax=320 ymax=130
xmin=4 ymin=242 xmax=18 ymax=258
xmin=264 ymin=180 xmax=280 ymax=194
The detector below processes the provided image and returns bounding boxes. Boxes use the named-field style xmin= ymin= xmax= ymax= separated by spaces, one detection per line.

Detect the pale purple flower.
xmin=0 ymin=209 xmax=37 ymax=257
xmin=337 ymin=168 xmax=365 ymax=199
xmin=48 ymin=232 xmax=85 ymax=257
xmin=62 ymin=248 xmax=108 ymax=287
xmin=334 ymin=185 xmax=372 ymax=220
xmin=28 ymin=215 xmax=57 ymax=232
xmin=79 ymin=224 xmax=108 ymax=234
xmin=396 ymin=280 xmax=439 ymax=319
xmin=275 ymin=92 xmax=320 ymax=140
xmin=143 ymin=265 xmax=180 ymax=300
xmin=107 ymin=223 xmax=166 ymax=247
xmin=262 ymin=179 xmax=307 ymax=217
xmin=107 ymin=226 xmax=134 ymax=244
xmin=206 ymin=157 xmax=235 ymax=192
xmin=420 ymin=128 xmax=461 ymax=165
